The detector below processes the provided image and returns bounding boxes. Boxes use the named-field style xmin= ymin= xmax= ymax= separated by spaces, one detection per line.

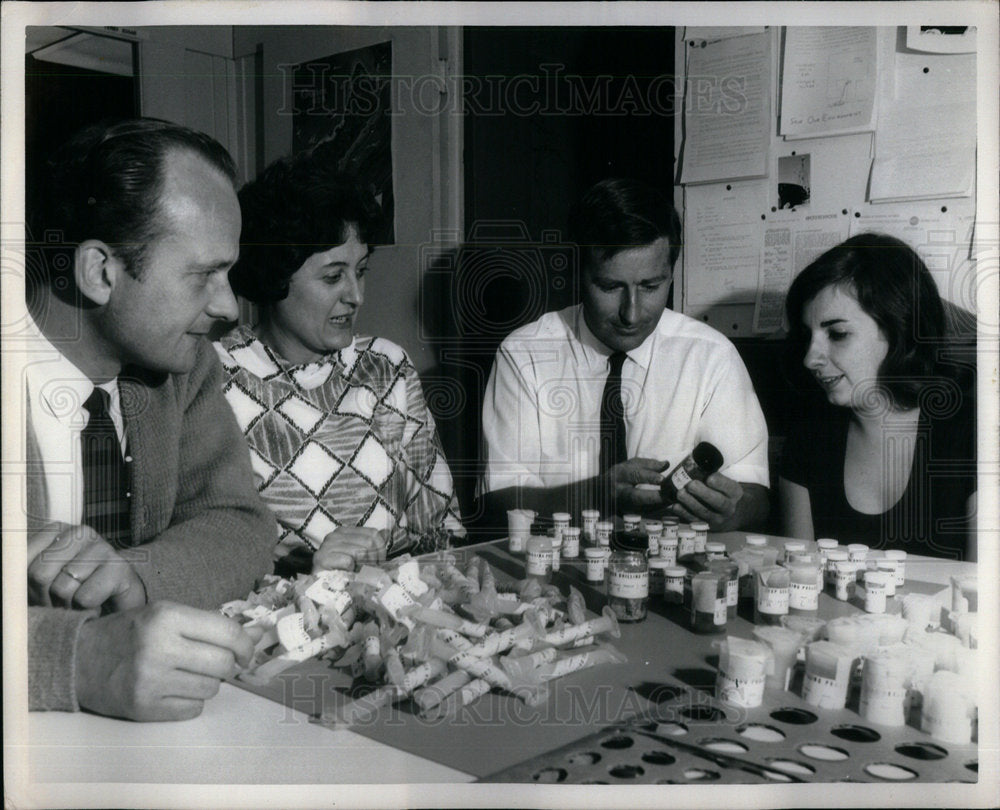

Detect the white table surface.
xmin=16 ymin=536 xmax=976 ymax=793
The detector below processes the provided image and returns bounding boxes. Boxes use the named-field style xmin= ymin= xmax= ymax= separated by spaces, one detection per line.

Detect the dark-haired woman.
xmin=214 ymin=152 xmax=463 ymax=573
xmin=779 ymin=233 xmax=976 ymax=560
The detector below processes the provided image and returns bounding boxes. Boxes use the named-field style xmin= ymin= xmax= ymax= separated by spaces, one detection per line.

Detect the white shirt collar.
xmin=574 ymin=304 xmax=660 ymax=372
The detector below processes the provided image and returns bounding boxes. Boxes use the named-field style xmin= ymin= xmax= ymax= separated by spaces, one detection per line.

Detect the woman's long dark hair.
xmin=784 ymin=232 xmax=946 ymax=410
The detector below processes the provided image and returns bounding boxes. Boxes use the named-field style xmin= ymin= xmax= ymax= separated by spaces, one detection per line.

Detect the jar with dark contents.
xmin=690 ymin=570 xmax=727 ymax=633
xmin=606 ymin=550 xmax=648 ymax=622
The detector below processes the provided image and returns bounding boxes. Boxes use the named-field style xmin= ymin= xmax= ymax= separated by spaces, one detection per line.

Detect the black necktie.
xmin=599 ymin=351 xmax=628 ymax=472
xmin=81 ymin=387 xmax=131 ymax=548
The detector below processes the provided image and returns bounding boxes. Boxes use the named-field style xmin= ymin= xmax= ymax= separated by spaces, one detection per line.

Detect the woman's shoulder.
xmin=352 ymin=335 xmax=414 ymax=369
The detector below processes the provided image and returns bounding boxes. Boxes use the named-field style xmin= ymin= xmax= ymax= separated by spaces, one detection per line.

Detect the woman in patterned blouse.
xmin=215 ymin=151 xmax=464 ymax=573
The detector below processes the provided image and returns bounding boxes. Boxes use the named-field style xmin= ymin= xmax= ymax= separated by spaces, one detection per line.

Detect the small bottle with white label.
xmin=595 ymin=520 xmax=614 ymax=548
xmin=606 ymin=550 xmax=648 ymax=622
xmin=581 ymin=509 xmax=600 ymax=545
xmin=708 ymin=558 xmax=739 ymax=619
xmin=622 ymin=514 xmax=641 ymax=533
xmin=705 ymin=541 xmax=727 ymax=561
xmin=644 ymin=520 xmax=663 ymax=556
xmin=786 ymin=560 xmax=820 ymax=617
xmin=525 ymin=536 xmax=553 ymax=584
xmin=660 ymin=442 xmax=724 ymax=503
xmin=561 ymin=526 xmax=581 ymax=558
xmin=677 ymin=528 xmax=697 ymax=559
xmin=754 ymin=565 xmax=790 ymax=625
xmin=691 ymin=521 xmax=710 ymax=554
xmin=664 ymin=566 xmax=686 ymax=604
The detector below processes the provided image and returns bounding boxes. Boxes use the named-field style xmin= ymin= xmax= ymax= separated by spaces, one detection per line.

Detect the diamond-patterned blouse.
xmin=215 ymin=326 xmax=464 ymax=561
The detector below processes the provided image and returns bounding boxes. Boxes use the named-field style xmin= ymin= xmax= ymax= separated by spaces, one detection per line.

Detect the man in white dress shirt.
xmin=479 ymin=178 xmax=770 ymax=530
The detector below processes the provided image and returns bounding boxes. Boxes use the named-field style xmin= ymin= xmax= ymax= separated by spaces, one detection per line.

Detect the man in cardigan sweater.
xmin=25 ymin=119 xmax=275 ymax=720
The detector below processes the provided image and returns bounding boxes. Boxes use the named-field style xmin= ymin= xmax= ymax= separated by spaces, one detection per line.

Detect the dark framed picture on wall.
xmin=291 ymin=40 xmax=395 ymax=244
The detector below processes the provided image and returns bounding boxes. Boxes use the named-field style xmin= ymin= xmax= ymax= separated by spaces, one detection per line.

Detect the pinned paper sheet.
xmin=780 ymin=27 xmax=877 ymax=139
xmin=681 ymin=32 xmax=770 ymax=184
xmin=753 ymin=212 xmax=849 ymax=334
xmin=870 ymin=48 xmax=975 ymax=202
xmin=683 ymin=180 xmax=767 ymax=305
xmin=849 ymin=202 xmax=976 ymax=308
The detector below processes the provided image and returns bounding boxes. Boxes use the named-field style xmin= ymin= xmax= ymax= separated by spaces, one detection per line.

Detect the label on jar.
xmin=714 ymin=599 xmax=727 ymax=624
xmin=526 ymin=548 xmax=551 ymax=576
xmin=756 ymin=586 xmax=789 ymax=614
xmin=562 ymin=535 xmax=580 ymax=558
xmin=609 ymin=569 xmax=649 ymax=598
xmin=789 ymin=581 xmax=819 ymax=611
xmin=859 ymin=686 xmax=907 ymax=726
xmin=717 ymin=671 xmax=765 ymax=708
xmin=802 ymin=672 xmax=849 ymax=709
xmin=509 ymin=534 xmax=526 ymax=553
xmin=864 ymin=585 xmax=886 ymax=614
xmin=665 ymin=576 xmax=685 ymax=596
xmin=834 ymin=569 xmax=855 ymax=601
xmin=678 ymin=536 xmax=696 ymax=558
xmin=585 ymin=558 xmax=604 ymax=582
xmin=721 ymin=578 xmax=736 ymax=606
xmin=648 ymin=536 xmax=660 ymax=556
xmin=671 ymin=466 xmax=693 ymax=491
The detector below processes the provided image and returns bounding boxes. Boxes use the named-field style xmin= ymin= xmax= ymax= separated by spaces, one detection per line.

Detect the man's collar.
xmin=575 ymin=305 xmax=660 ymax=371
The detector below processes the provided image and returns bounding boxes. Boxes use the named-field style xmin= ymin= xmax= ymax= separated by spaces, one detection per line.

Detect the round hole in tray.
xmin=761 ymin=769 xmax=793 ymax=782
xmin=799 ymin=743 xmax=849 ymax=762
xmin=642 ymin=750 xmax=677 ymax=766
xmin=609 ymin=764 xmax=645 ymax=779
xmin=683 ymin=768 xmax=721 ymax=781
xmin=699 ymin=738 xmax=749 ymax=754
xmin=864 ymin=762 xmax=918 ymax=781
xmin=566 ymin=751 xmax=602 ymax=767
xmin=737 ymin=724 xmax=786 ymax=743
xmin=765 ymin=758 xmax=816 ymax=776
xmin=532 ymin=767 xmax=568 ymax=783
xmin=655 ymin=721 xmax=689 ymax=736
xmin=830 ymin=724 xmax=881 ymax=743
xmin=680 ymin=705 xmax=725 ymax=722
xmin=601 ymin=734 xmax=634 ymax=750
xmin=895 ymin=742 xmax=948 ymax=761
xmin=770 ymin=707 xmax=818 ymax=725
xmin=966 ymin=760 xmax=978 ymax=773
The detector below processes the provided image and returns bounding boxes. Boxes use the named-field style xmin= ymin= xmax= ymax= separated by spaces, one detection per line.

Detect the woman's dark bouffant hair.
xmin=229 ymin=151 xmax=381 ymax=305
xmin=784 ymin=232 xmax=946 ymax=410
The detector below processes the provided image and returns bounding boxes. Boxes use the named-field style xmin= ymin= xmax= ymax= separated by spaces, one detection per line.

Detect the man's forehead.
xmin=587 ymin=238 xmax=673 ymax=281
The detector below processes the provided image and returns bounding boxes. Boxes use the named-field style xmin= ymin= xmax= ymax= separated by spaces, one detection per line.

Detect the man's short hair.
xmin=29 ymin=117 xmax=237 ymax=289
xmin=567 ymin=178 xmax=682 ymax=273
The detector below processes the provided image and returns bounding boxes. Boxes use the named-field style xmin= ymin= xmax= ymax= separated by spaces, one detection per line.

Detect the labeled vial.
xmin=677 ymin=528 xmax=697 ymax=559
xmin=581 ymin=509 xmax=600 ymax=545
xmin=661 ymin=517 xmax=680 ymax=543
xmin=648 ymin=558 xmax=671 ymax=596
xmin=786 ymin=561 xmax=820 ymax=616
xmin=584 ymin=547 xmax=605 ymax=583
xmin=705 ymin=541 xmax=727 ymax=560
xmin=659 ymin=534 xmax=679 ymax=566
xmin=561 ymin=526 xmax=581 ymax=558
xmin=664 ymin=566 xmax=686 ymax=604
xmin=825 ymin=550 xmax=849 ymax=593
xmin=691 ymin=521 xmax=710 ymax=553
xmin=816 ymin=537 xmax=839 ymax=562
xmin=607 ymin=550 xmax=648 ymax=622
xmin=847 ymin=543 xmax=869 ymax=563
xmin=863 ymin=570 xmax=889 ymax=614
xmin=552 ymin=512 xmax=571 ymax=545
xmin=744 ymin=534 xmax=768 ymax=549
xmin=754 ymin=565 xmax=790 ymax=625
xmin=831 ymin=558 xmax=857 ymax=601
xmin=622 ymin=514 xmax=642 ymax=533
xmin=708 ymin=558 xmax=739 ymax=619
xmin=876 ymin=560 xmax=898 ymax=597
xmin=691 ymin=571 xmax=727 ymax=633
xmin=783 ymin=540 xmax=806 ymax=564
xmin=525 ymin=536 xmax=552 ymax=584
xmin=644 ymin=520 xmax=663 ymax=556
xmin=660 ymin=442 xmax=724 ymax=503
xmin=595 ymin=520 xmax=614 ymax=548
xmin=883 ymin=549 xmax=906 ymax=588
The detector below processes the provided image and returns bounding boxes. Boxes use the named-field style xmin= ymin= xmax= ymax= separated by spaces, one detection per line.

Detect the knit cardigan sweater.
xmin=27 ymin=340 xmax=276 ymax=711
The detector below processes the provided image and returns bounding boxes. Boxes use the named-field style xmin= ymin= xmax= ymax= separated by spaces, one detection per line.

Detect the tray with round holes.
xmin=475 ymin=541 xmax=979 ymax=785
xmin=480 ymin=691 xmax=979 ymax=784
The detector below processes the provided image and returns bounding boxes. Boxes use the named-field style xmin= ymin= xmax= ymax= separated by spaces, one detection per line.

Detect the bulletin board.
xmin=673 ymin=26 xmax=978 ymax=338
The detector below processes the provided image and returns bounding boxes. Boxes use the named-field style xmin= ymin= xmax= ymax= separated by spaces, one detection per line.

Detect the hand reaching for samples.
xmin=313 ymin=526 xmax=388 ymax=572
xmin=75 ymin=602 xmax=254 ymax=721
